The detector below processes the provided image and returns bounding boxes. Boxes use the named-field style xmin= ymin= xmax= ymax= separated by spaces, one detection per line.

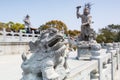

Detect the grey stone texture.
xmin=76 ymin=3 xmax=96 ymax=41
xmin=21 ymin=28 xmax=69 ymax=80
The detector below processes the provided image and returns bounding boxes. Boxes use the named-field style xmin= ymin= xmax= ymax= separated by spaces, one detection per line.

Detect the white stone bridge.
xmin=0 ymin=28 xmax=39 ymax=42
xmin=0 ymin=29 xmax=120 ymax=80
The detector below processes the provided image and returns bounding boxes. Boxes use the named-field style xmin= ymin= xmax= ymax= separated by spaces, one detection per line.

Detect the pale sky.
xmin=0 ymin=0 xmax=120 ymax=32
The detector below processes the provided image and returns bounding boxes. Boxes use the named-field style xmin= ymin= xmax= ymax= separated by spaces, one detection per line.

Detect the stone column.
xmin=113 ymin=43 xmax=119 ymax=70
xmin=3 ymin=28 xmax=6 ymax=41
xmin=90 ymin=69 xmax=99 ymax=80
xmin=76 ymin=41 xmax=92 ymax=60
xmin=10 ymin=31 xmax=14 ymax=41
xmin=19 ymin=30 xmax=22 ymax=41
xmin=90 ymin=48 xmax=102 ymax=80
xmin=106 ymin=43 xmax=115 ymax=80
xmin=32 ymin=30 xmax=35 ymax=41
xmin=118 ymin=42 xmax=120 ymax=63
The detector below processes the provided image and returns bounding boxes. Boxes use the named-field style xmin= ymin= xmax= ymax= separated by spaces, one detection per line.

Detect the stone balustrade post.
xmin=90 ymin=69 xmax=99 ymax=80
xmin=113 ymin=43 xmax=119 ymax=70
xmin=10 ymin=31 xmax=14 ymax=40
xmin=3 ymin=28 xmax=6 ymax=41
xmin=119 ymin=42 xmax=120 ymax=63
xmin=19 ymin=30 xmax=22 ymax=41
xmin=32 ymin=30 xmax=35 ymax=41
xmin=90 ymin=43 xmax=103 ymax=80
xmin=106 ymin=43 xmax=115 ymax=80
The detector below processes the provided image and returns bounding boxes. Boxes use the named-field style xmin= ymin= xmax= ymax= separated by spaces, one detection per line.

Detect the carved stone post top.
xmin=113 ymin=42 xmax=119 ymax=48
xmin=3 ymin=28 xmax=6 ymax=32
xmin=106 ymin=43 xmax=113 ymax=48
xmin=32 ymin=30 xmax=35 ymax=34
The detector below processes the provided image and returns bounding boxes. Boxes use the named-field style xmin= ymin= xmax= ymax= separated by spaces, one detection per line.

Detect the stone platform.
xmin=0 ymin=50 xmax=119 ymax=80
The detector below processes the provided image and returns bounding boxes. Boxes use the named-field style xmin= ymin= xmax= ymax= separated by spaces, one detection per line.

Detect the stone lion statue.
xmin=21 ymin=28 xmax=69 ymax=80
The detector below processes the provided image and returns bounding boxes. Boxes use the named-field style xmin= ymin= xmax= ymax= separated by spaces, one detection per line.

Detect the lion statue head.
xmin=21 ymin=28 xmax=68 ymax=80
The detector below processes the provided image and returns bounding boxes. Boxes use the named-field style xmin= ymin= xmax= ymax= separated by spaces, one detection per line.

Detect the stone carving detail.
xmin=76 ymin=40 xmax=101 ymax=59
xmin=21 ymin=28 xmax=68 ymax=80
xmin=75 ymin=3 xmax=102 ymax=59
xmin=76 ymin=3 xmax=96 ymax=41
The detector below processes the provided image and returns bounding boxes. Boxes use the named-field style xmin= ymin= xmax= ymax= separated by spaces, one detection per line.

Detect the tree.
xmin=39 ymin=20 xmax=68 ymax=34
xmin=39 ymin=24 xmax=50 ymax=30
xmin=115 ymin=31 xmax=120 ymax=42
xmin=96 ymin=24 xmax=120 ymax=43
xmin=107 ymin=24 xmax=120 ymax=33
xmin=0 ymin=21 xmax=25 ymax=32
xmin=96 ymin=34 xmax=106 ymax=43
xmin=39 ymin=20 xmax=81 ymax=37
xmin=11 ymin=23 xmax=24 ymax=32
xmin=67 ymin=30 xmax=80 ymax=37
xmin=0 ymin=22 xmax=8 ymax=30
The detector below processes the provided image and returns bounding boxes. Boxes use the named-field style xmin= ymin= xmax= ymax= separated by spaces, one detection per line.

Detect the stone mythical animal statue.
xmin=21 ymin=28 xmax=69 ymax=80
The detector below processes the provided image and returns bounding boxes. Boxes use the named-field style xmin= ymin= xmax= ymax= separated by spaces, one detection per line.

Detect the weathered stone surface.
xmin=0 ymin=42 xmax=29 ymax=55
xmin=21 ymin=28 xmax=69 ymax=80
xmin=76 ymin=3 xmax=96 ymax=41
xmin=0 ymin=42 xmax=120 ymax=80
xmin=75 ymin=3 xmax=101 ymax=60
xmin=76 ymin=40 xmax=102 ymax=59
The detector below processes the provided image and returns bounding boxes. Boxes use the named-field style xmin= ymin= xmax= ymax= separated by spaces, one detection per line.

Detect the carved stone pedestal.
xmin=76 ymin=40 xmax=101 ymax=60
xmin=77 ymin=43 xmax=91 ymax=60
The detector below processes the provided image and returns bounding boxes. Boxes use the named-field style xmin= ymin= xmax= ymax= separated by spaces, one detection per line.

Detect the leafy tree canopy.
xmin=68 ymin=30 xmax=80 ymax=37
xmin=39 ymin=20 xmax=68 ymax=34
xmin=0 ymin=21 xmax=24 ymax=32
xmin=96 ymin=24 xmax=120 ymax=43
xmin=39 ymin=20 xmax=80 ymax=37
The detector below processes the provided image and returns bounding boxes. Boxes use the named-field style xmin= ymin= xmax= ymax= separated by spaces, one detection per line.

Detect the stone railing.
xmin=0 ymin=28 xmax=120 ymax=80
xmin=65 ymin=42 xmax=120 ymax=80
xmin=0 ymin=42 xmax=29 ymax=55
xmin=0 ymin=28 xmax=39 ymax=42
